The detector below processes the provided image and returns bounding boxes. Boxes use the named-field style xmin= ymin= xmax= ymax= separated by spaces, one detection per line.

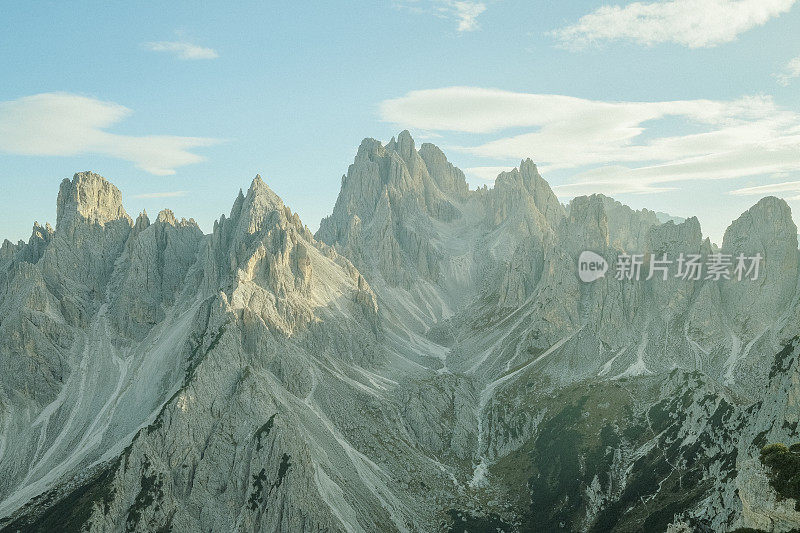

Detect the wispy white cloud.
xmin=132 ymin=191 xmax=188 ymax=199
xmin=396 ymin=1 xmax=487 ymax=32
xmin=381 ymin=86 xmax=800 ymax=197
xmin=730 ymin=179 xmax=800 ymax=200
xmin=552 ymin=0 xmax=797 ymax=49
xmin=775 ymin=56 xmax=800 ymax=86
xmin=450 ymin=1 xmax=487 ymax=31
xmin=143 ymin=40 xmax=218 ymax=60
xmin=0 ymin=93 xmax=219 ymax=175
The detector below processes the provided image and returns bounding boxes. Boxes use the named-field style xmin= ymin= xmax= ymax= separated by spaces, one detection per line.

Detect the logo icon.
xmin=578 ymin=251 xmax=608 ymax=283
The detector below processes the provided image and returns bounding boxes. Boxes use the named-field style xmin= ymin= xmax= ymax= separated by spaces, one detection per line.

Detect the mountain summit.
xmin=56 ymin=171 xmax=132 ymax=229
xmin=1 ymin=133 xmax=800 ymax=532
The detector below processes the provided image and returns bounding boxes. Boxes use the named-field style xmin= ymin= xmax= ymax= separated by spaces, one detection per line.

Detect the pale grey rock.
xmin=109 ymin=208 xmax=204 ymax=339
xmin=56 ymin=171 xmax=131 ymax=229
xmin=2 ymin=134 xmax=800 ymax=532
xmin=738 ymin=458 xmax=800 ymax=532
xmin=418 ymin=142 xmax=469 ymax=201
xmin=17 ymin=222 xmax=54 ymax=265
xmin=397 ymin=374 xmax=478 ymax=461
xmin=599 ymin=194 xmax=661 ymax=252
xmin=43 ymin=172 xmax=133 ymax=327
xmin=721 ymin=197 xmax=799 ymax=338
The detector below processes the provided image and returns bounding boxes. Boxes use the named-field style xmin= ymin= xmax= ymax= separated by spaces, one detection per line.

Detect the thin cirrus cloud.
xmin=380 ymin=86 xmax=800 ymax=197
xmin=552 ymin=0 xmax=797 ymax=49
xmin=0 ymin=93 xmax=219 ymax=175
xmin=143 ymin=40 xmax=219 ymax=60
xmin=730 ymin=179 xmax=800 ymax=200
xmin=775 ymin=56 xmax=800 ymax=86
xmin=397 ymin=1 xmax=487 ymax=32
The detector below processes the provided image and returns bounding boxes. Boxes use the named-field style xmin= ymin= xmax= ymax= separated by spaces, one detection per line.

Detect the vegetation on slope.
xmin=760 ymin=442 xmax=800 ymax=510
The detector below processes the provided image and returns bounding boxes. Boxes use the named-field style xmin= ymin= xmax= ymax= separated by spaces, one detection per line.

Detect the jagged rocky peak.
xmin=386 ymin=129 xmax=416 ymax=161
xmin=519 ymin=158 xmax=563 ymax=220
xmin=56 ymin=171 xmax=132 ymax=229
xmin=721 ymin=196 xmax=799 ymax=334
xmin=418 ymin=142 xmax=469 ymax=200
xmin=331 ymin=131 xmax=466 ymax=220
xmin=0 ymin=239 xmax=16 ymax=261
xmin=0 ymin=221 xmax=55 ymax=269
xmin=482 ymin=159 xmax=565 ymax=231
xmin=31 ymin=172 xmax=135 ymax=322
xmin=318 ymin=132 xmax=575 ymax=293
xmin=205 ymin=174 xmax=317 ymax=296
xmin=646 ymin=215 xmax=703 ymax=252
xmin=231 ymin=187 xmax=245 ymax=217
xmin=28 ymin=221 xmax=54 ymax=250
xmin=214 ymin=175 xmax=299 ymax=244
xmin=567 ymin=193 xmax=663 ymax=252
xmin=30 ymin=221 xmax=54 ymax=240
xmin=384 ymin=129 xmax=461 ymax=198
xmin=722 ymin=196 xmax=798 ymax=273
xmin=17 ymin=221 xmax=55 ymax=265
xmin=241 ymin=175 xmax=313 ymax=246
xmin=198 ymin=174 xmax=376 ymax=337
xmin=565 ymin=194 xmax=611 ymax=250
xmin=133 ymin=209 xmax=151 ymax=233
xmin=723 ymin=196 xmax=797 ymax=251
xmin=350 ymin=132 xmax=421 ymax=199
xmin=356 ymin=135 xmax=384 ymax=159
xmin=215 ymin=175 xmax=285 ymax=237
xmin=237 ymin=174 xmax=294 ymax=233
xmin=248 ymin=173 xmax=279 ymax=201
xmin=154 ymin=208 xmax=198 ymax=229
xmin=316 ymin=131 xmax=465 ymax=286
xmin=112 ymin=211 xmax=205 ymax=340
xmin=156 ymin=208 xmax=178 ymax=225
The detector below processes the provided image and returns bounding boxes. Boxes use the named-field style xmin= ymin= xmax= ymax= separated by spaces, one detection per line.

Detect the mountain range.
xmin=1 ymin=131 xmax=800 ymax=532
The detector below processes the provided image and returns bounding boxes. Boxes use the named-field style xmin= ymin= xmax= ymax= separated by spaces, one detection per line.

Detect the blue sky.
xmin=1 ymin=0 xmax=799 ymax=244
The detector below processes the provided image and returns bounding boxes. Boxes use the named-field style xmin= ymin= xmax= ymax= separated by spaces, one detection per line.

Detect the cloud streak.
xmin=775 ymin=55 xmax=800 ymax=86
xmin=0 ymin=93 xmax=219 ymax=175
xmin=144 ymin=41 xmax=218 ymax=60
xmin=730 ymin=179 xmax=800 ymax=200
xmin=381 ymin=86 xmax=800 ymax=197
xmin=552 ymin=0 xmax=797 ymax=49
xmin=450 ymin=1 xmax=486 ymax=32
xmin=396 ymin=1 xmax=487 ymax=32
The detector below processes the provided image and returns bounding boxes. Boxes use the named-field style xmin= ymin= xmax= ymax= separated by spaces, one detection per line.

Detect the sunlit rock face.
xmin=2 ymin=135 xmax=800 ymax=532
